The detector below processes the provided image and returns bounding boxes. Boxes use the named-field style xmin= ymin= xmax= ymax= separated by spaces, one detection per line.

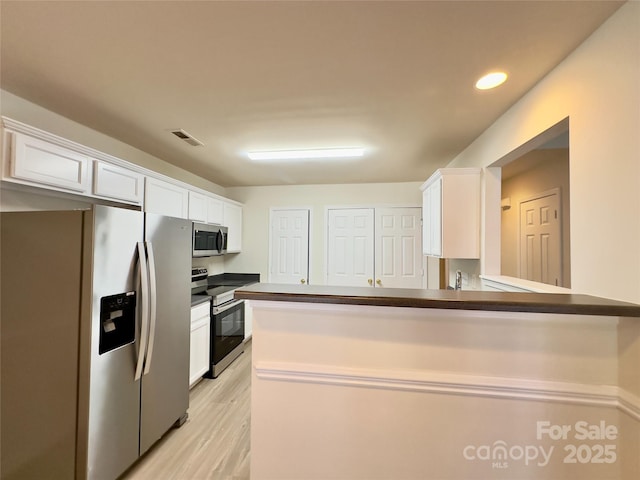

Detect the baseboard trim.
xmin=255 ymin=361 xmax=640 ymax=421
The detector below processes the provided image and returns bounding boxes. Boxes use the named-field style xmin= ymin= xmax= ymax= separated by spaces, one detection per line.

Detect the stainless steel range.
xmin=191 ymin=268 xmax=245 ymax=378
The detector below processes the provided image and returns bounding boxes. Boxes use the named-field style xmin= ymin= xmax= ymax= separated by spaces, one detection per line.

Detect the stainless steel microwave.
xmin=192 ymin=223 xmax=228 ymax=257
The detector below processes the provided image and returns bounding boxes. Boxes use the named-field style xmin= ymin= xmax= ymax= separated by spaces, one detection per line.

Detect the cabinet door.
xmin=94 ymin=161 xmax=144 ymax=204
xmin=189 ymin=316 xmax=211 ymax=388
xmin=422 ymin=188 xmax=431 ymax=255
xmin=223 ymin=202 xmax=243 ymax=252
xmin=188 ymin=191 xmax=207 ymax=222
xmin=11 ymin=132 xmax=90 ymax=193
xmin=207 ymin=197 xmax=224 ymax=225
xmin=145 ymin=177 xmax=189 ymax=219
xmin=429 ymin=178 xmax=442 ymax=257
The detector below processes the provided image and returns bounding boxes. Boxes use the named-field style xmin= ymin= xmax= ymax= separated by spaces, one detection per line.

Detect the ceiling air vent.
xmin=170 ymin=129 xmax=204 ymax=147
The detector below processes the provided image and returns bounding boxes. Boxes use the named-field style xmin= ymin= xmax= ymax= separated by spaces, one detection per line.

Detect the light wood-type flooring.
xmin=122 ymin=342 xmax=251 ymax=480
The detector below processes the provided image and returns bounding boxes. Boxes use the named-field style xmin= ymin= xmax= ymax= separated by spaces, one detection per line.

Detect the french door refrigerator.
xmin=0 ymin=205 xmax=191 ymax=480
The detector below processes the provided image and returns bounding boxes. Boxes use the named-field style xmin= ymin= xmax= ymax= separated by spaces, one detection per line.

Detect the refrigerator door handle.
xmin=143 ymin=242 xmax=158 ymax=375
xmin=135 ymin=242 xmax=150 ymax=381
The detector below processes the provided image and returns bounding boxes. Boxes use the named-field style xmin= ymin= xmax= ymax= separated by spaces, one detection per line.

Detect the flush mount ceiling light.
xmin=475 ymin=71 xmax=508 ymax=90
xmin=247 ymin=147 xmax=365 ymax=161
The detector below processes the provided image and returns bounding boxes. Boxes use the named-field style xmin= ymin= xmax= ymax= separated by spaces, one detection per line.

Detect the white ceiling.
xmin=0 ymin=1 xmax=623 ymax=188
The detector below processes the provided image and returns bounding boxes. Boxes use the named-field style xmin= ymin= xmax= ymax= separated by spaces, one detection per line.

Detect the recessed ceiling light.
xmin=475 ymin=72 xmax=508 ymax=90
xmin=247 ymin=147 xmax=365 ymax=161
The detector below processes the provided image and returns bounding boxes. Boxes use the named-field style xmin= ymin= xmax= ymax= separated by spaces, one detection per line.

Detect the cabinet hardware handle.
xmin=376 ymin=279 xmax=382 ymax=286
xmin=300 ymin=279 xmax=306 ymax=284
xmin=367 ymin=278 xmax=373 ymax=286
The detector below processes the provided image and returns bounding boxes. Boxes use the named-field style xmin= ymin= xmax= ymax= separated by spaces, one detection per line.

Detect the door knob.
xmin=376 ymin=279 xmax=382 ymax=286
xmin=300 ymin=279 xmax=306 ymax=284
xmin=367 ymin=278 xmax=373 ymax=286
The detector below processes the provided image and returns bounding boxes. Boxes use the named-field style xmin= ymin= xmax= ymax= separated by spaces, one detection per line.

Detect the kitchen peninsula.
xmin=236 ymin=284 xmax=640 ymax=480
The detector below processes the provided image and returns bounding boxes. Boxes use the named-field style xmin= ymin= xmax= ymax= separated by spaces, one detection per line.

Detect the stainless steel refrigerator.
xmin=1 ymin=205 xmax=191 ymax=480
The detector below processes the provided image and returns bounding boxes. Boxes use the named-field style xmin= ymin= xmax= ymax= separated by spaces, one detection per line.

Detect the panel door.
xmin=519 ymin=191 xmax=562 ymax=286
xmin=375 ymin=207 xmax=423 ymax=288
xmin=327 ymin=208 xmax=374 ymax=287
xmin=270 ymin=209 xmax=310 ymax=284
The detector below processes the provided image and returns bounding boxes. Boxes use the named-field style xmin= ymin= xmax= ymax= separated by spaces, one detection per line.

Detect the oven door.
xmin=211 ymin=299 xmax=244 ymax=366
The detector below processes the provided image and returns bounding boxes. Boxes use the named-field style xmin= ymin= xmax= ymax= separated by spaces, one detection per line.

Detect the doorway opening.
xmin=490 ymin=118 xmax=571 ymax=288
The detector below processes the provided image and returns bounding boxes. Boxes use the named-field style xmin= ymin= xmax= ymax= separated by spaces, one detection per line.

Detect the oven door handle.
xmin=213 ymin=299 xmax=244 ymax=315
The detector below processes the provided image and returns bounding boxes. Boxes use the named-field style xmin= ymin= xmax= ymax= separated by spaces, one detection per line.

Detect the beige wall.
xmin=225 ymin=183 xmax=423 ymax=284
xmin=0 ymin=90 xmax=225 ymax=196
xmin=501 ymin=148 xmax=571 ymax=286
xmin=448 ymin=2 xmax=640 ymax=303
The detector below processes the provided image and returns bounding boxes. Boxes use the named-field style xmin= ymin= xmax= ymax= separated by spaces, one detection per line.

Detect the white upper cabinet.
xmin=188 ymin=191 xmax=224 ymax=225
xmin=223 ymin=201 xmax=242 ymax=252
xmin=188 ymin=191 xmax=208 ymax=222
xmin=207 ymin=197 xmax=224 ymax=225
xmin=93 ymin=161 xmax=144 ymax=204
xmin=2 ymin=118 xmax=244 ymax=228
xmin=9 ymin=132 xmax=90 ymax=193
xmin=421 ymin=168 xmax=480 ymax=259
xmin=145 ymin=177 xmax=189 ymax=219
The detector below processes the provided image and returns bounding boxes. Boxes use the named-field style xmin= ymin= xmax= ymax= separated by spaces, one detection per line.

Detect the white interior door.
xmin=519 ymin=190 xmax=562 ymax=286
xmin=327 ymin=208 xmax=374 ymax=287
xmin=269 ymin=209 xmax=310 ymax=284
xmin=375 ymin=207 xmax=423 ymax=288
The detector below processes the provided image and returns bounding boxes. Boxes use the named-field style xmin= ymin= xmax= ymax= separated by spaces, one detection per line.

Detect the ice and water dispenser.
xmin=99 ymin=292 xmax=136 ymax=354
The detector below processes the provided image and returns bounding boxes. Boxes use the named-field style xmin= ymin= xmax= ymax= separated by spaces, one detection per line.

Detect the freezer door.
xmin=140 ymin=213 xmax=191 ymax=454
xmin=84 ymin=206 xmax=144 ymax=480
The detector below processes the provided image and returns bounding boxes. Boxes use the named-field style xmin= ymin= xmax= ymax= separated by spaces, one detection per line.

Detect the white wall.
xmin=447 ymin=2 xmax=640 ymax=303
xmin=225 ymin=183 xmax=423 ymax=285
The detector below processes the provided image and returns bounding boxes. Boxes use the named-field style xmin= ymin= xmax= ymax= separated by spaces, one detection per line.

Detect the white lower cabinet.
xmin=9 ymin=131 xmax=91 ymax=193
xmin=145 ymin=176 xmax=189 ymax=219
xmin=189 ymin=302 xmax=211 ymax=388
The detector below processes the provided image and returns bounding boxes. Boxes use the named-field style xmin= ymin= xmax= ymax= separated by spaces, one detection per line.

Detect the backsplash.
xmin=191 ymin=255 xmax=225 ymax=275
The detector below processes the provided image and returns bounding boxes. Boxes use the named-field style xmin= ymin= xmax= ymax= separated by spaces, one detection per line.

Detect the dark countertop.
xmin=234 ymin=283 xmax=640 ymax=317
xmin=192 ymin=272 xmax=260 ymax=307
xmin=191 ymin=295 xmax=211 ymax=308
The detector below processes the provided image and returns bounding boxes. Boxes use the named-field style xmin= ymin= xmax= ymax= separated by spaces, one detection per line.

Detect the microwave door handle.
xmin=143 ymin=242 xmax=158 ymax=375
xmin=135 ymin=242 xmax=150 ymax=381
xmin=216 ymin=230 xmax=223 ymax=253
